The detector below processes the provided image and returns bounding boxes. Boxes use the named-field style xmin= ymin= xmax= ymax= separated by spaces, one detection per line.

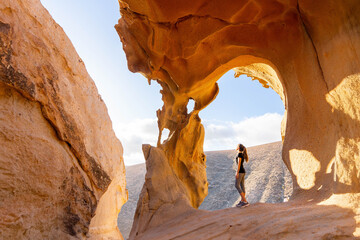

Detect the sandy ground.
xmin=118 ymin=142 xmax=293 ymax=239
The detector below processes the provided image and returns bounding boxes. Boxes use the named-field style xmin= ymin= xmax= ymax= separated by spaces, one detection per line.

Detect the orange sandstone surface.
xmin=0 ymin=0 xmax=127 ymax=239
xmin=116 ymin=0 xmax=360 ymax=239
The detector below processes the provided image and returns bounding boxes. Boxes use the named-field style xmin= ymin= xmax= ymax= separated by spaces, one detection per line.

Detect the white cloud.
xmin=113 ymin=118 xmax=158 ymax=166
xmin=203 ymin=113 xmax=283 ymax=151
xmin=114 ymin=113 xmax=283 ymax=166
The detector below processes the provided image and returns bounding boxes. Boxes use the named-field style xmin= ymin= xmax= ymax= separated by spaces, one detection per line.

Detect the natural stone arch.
xmin=117 ymin=0 xmax=360 ymax=237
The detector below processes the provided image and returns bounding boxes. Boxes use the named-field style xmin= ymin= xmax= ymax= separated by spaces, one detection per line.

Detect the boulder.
xmin=0 ymin=0 xmax=127 ymax=238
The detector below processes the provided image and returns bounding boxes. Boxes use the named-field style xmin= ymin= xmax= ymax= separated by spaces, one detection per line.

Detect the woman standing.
xmin=235 ymin=143 xmax=249 ymax=208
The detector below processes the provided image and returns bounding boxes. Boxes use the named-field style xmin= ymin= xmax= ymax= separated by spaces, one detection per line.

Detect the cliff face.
xmin=117 ymin=0 xmax=360 ymax=237
xmin=0 ymin=0 xmax=127 ymax=239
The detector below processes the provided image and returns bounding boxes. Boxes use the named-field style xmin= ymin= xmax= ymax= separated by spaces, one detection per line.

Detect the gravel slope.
xmin=200 ymin=141 xmax=292 ymax=210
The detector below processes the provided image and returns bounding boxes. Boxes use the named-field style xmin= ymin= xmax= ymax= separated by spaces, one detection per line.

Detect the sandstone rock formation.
xmin=0 ymin=0 xmax=127 ymax=239
xmin=129 ymin=145 xmax=196 ymax=239
xmin=117 ymin=0 xmax=360 ymax=238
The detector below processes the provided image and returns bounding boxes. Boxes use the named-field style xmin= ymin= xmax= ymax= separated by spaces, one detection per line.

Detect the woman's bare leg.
xmin=240 ymin=192 xmax=247 ymax=203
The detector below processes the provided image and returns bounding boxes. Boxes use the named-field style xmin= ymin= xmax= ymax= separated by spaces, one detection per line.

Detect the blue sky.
xmin=40 ymin=0 xmax=284 ymax=165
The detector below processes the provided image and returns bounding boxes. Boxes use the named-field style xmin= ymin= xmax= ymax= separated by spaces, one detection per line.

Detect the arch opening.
xmin=197 ymin=65 xmax=292 ymax=210
xmin=151 ymin=56 xmax=296 ymax=210
xmin=160 ymin=128 xmax=170 ymax=144
xmin=187 ymin=98 xmax=195 ymax=113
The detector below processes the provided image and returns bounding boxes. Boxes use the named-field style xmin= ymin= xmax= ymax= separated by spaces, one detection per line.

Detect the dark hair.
xmin=237 ymin=143 xmax=249 ymax=162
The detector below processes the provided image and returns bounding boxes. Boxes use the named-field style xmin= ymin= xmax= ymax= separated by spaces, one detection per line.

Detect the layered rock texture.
xmin=117 ymin=0 xmax=360 ymax=238
xmin=0 ymin=0 xmax=127 ymax=239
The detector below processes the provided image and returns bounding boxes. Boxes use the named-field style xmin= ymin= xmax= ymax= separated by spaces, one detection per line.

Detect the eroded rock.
xmin=0 ymin=0 xmax=127 ymax=238
xmin=129 ymin=145 xmax=195 ymax=238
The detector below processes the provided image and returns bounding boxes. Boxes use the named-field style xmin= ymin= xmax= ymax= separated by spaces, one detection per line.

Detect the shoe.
xmin=236 ymin=201 xmax=250 ymax=208
xmin=236 ymin=201 xmax=244 ymax=207
xmin=240 ymin=202 xmax=250 ymax=208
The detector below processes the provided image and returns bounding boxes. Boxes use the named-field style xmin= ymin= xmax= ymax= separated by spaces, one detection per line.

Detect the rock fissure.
xmin=296 ymin=2 xmax=329 ymax=93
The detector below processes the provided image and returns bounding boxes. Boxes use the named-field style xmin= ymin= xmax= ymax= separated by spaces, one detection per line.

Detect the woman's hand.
xmin=236 ymin=173 xmax=239 ymax=179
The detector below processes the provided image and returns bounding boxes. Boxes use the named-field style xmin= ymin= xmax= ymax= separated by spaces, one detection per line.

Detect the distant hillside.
xmin=200 ymin=141 xmax=292 ymax=210
xmin=117 ymin=141 xmax=292 ymax=239
xmin=117 ymin=163 xmax=146 ymax=239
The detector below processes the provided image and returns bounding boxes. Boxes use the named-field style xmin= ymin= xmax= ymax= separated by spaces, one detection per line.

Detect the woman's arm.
xmin=236 ymin=156 xmax=241 ymax=178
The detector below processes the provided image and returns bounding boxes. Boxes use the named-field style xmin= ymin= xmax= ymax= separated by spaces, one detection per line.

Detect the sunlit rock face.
xmin=128 ymin=145 xmax=196 ymax=239
xmin=0 ymin=0 xmax=127 ymax=239
xmin=117 ymin=0 xmax=360 ymax=236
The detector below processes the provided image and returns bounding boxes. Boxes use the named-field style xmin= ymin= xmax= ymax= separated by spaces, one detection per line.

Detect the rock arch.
xmin=117 ymin=0 xmax=360 ymax=236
